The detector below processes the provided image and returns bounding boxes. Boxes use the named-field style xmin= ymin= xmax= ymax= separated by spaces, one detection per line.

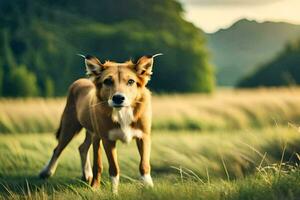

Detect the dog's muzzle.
xmin=112 ymin=94 xmax=125 ymax=105
xmin=109 ymin=93 xmax=128 ymax=108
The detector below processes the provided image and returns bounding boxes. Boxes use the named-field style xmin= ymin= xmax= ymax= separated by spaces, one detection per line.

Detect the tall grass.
xmin=2 ymin=169 xmax=300 ymax=200
xmin=152 ymin=87 xmax=300 ymax=131
xmin=0 ymin=127 xmax=299 ymax=199
xmin=1 ymin=88 xmax=300 ymax=133
xmin=0 ymin=98 xmax=64 ymax=133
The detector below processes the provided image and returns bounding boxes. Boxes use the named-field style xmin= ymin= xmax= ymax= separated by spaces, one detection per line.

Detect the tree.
xmin=43 ymin=77 xmax=54 ymax=97
xmin=0 ymin=66 xmax=3 ymax=96
xmin=6 ymin=65 xmax=39 ymax=97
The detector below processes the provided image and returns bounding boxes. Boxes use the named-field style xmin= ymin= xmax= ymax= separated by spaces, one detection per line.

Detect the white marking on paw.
xmin=110 ymin=175 xmax=119 ymax=194
xmin=83 ymin=163 xmax=93 ymax=180
xmin=141 ymin=174 xmax=154 ymax=187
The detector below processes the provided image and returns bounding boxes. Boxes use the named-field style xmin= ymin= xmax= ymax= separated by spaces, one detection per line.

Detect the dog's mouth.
xmin=108 ymin=101 xmax=130 ymax=108
xmin=112 ymin=105 xmax=125 ymax=108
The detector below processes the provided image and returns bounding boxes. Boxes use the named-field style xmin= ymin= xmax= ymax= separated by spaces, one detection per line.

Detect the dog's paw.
xmin=91 ymin=179 xmax=100 ymax=189
xmin=39 ymin=170 xmax=52 ymax=179
xmin=111 ymin=175 xmax=119 ymax=194
xmin=82 ymin=175 xmax=93 ymax=184
xmin=141 ymin=174 xmax=154 ymax=187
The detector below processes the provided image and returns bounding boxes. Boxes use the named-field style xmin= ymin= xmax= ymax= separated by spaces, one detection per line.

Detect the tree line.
xmin=0 ymin=0 xmax=214 ymax=97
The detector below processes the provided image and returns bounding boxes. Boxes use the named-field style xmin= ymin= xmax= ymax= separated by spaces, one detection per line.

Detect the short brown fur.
xmin=39 ymin=54 xmax=159 ymax=192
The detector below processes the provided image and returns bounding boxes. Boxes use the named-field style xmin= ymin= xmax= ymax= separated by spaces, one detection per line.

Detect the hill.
xmin=207 ymin=19 xmax=300 ymax=86
xmin=238 ymin=39 xmax=300 ymax=87
xmin=0 ymin=0 xmax=214 ymax=97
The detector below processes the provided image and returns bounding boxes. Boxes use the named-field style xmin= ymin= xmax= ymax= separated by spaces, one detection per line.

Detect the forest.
xmin=0 ymin=0 xmax=214 ymax=97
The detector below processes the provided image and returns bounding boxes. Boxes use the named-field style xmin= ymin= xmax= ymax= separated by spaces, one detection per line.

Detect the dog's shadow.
xmin=0 ymin=174 xmax=94 ymax=196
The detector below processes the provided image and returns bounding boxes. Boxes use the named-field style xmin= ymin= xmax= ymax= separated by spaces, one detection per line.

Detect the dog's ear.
xmin=135 ymin=53 xmax=162 ymax=84
xmin=78 ymin=54 xmax=104 ymax=77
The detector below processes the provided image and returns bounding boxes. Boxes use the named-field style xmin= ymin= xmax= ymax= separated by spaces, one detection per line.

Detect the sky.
xmin=180 ymin=0 xmax=300 ymax=33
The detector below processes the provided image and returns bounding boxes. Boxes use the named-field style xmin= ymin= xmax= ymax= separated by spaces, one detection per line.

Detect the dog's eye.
xmin=103 ymin=78 xmax=113 ymax=86
xmin=127 ymin=79 xmax=135 ymax=86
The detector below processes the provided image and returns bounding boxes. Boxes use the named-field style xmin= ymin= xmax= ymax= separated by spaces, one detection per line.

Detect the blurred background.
xmin=1 ymin=1 xmax=300 ymax=199
xmin=0 ymin=0 xmax=300 ymax=97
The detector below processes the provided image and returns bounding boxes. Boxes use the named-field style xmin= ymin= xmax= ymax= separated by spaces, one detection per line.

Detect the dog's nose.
xmin=112 ymin=94 xmax=125 ymax=105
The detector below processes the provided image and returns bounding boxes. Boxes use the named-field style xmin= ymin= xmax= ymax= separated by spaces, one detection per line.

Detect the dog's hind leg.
xmin=39 ymin=107 xmax=82 ymax=179
xmin=79 ymin=131 xmax=93 ymax=183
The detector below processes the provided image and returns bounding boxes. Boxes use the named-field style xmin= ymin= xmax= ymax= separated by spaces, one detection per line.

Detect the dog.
xmin=39 ymin=53 xmax=161 ymax=194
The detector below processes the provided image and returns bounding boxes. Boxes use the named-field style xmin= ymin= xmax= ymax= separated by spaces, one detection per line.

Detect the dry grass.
xmin=1 ymin=87 xmax=300 ymax=133
xmin=152 ymin=87 xmax=300 ymax=130
xmin=0 ymin=98 xmax=64 ymax=133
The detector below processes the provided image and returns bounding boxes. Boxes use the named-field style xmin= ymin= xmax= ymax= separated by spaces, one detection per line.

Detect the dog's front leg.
xmin=91 ymin=137 xmax=103 ymax=188
xmin=136 ymin=134 xmax=153 ymax=187
xmin=102 ymin=139 xmax=119 ymax=194
xmin=79 ymin=131 xmax=93 ymax=184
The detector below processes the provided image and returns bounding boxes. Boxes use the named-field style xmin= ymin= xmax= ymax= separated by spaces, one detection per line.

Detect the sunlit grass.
xmin=1 ymin=88 xmax=300 ymax=199
xmin=1 ymin=88 xmax=300 ymax=133
xmin=0 ymin=127 xmax=299 ymax=199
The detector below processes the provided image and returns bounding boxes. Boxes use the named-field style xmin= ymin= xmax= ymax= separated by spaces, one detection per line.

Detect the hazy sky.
xmin=180 ymin=0 xmax=300 ymax=33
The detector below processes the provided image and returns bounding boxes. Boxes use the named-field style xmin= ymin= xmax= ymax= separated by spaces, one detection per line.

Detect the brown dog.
xmin=39 ymin=54 xmax=161 ymax=193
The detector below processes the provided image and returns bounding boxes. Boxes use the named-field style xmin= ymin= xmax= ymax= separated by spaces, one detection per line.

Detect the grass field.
xmin=0 ymin=127 xmax=300 ymax=199
xmin=1 ymin=88 xmax=300 ymax=199
xmin=1 ymin=88 xmax=300 ymax=134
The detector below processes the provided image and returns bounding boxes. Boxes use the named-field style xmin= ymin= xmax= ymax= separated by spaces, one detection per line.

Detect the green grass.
xmin=1 ymin=90 xmax=300 ymax=199
xmin=0 ymin=127 xmax=300 ymax=199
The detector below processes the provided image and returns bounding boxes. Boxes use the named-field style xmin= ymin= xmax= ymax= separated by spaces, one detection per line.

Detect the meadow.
xmin=0 ymin=88 xmax=300 ymax=199
xmin=1 ymin=88 xmax=300 ymax=133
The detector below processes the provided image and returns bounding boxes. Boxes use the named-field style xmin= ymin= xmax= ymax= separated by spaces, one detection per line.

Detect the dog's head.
xmin=82 ymin=54 xmax=161 ymax=108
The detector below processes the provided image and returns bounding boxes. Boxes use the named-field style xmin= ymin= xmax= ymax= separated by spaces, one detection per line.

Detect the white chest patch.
xmin=108 ymin=107 xmax=143 ymax=143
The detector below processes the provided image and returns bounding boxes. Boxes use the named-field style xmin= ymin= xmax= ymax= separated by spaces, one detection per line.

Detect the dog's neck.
xmin=111 ymin=107 xmax=134 ymax=128
xmin=109 ymin=107 xmax=143 ymax=143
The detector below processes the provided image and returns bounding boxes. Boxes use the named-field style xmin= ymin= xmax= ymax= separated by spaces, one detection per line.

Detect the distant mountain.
xmin=207 ymin=19 xmax=300 ymax=86
xmin=238 ymin=39 xmax=300 ymax=87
